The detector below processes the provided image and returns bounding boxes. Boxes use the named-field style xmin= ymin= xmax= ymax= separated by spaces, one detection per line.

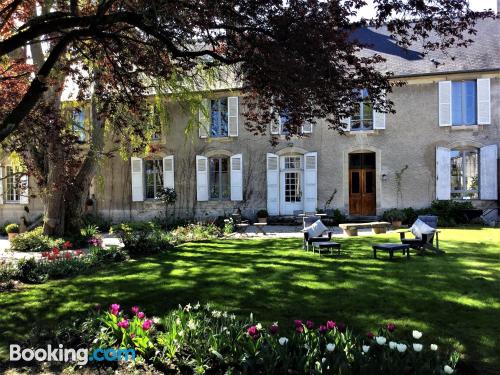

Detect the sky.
xmin=356 ymin=0 xmax=497 ymax=19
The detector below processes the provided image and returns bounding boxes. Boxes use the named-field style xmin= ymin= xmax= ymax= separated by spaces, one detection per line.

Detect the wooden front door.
xmin=349 ymin=168 xmax=376 ymax=216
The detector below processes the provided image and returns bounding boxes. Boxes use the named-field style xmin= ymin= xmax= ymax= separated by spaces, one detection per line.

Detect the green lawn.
xmin=1 ymin=228 xmax=500 ymax=372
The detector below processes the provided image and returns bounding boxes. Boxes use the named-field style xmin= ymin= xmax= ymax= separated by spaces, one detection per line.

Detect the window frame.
xmin=451 ymin=80 xmax=477 ymax=126
xmin=450 ymin=147 xmax=480 ymax=200
xmin=4 ymin=166 xmax=22 ymax=203
xmin=209 ymin=156 xmax=230 ymax=201
xmin=351 ymin=89 xmax=374 ymax=131
xmin=210 ymin=98 xmax=229 ymax=138
xmin=144 ymin=159 xmax=164 ymax=200
xmin=71 ymin=110 xmax=86 ymax=142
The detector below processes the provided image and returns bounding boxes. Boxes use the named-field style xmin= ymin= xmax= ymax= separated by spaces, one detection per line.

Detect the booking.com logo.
xmin=10 ymin=344 xmax=136 ymax=365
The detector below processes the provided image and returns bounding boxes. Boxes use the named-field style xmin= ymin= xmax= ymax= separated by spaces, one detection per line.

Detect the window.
xmin=5 ymin=166 xmax=22 ymax=203
xmin=144 ymin=159 xmax=163 ymax=199
xmin=210 ymin=98 xmax=228 ymax=137
xmin=450 ymin=148 xmax=479 ymax=199
xmin=452 ymin=81 xmax=477 ymax=125
xmin=209 ymin=157 xmax=230 ymax=200
xmin=71 ymin=110 xmax=86 ymax=141
xmin=283 ymin=156 xmax=302 ymax=203
xmin=351 ymin=89 xmax=373 ymax=130
xmin=151 ymin=104 xmax=162 ymax=140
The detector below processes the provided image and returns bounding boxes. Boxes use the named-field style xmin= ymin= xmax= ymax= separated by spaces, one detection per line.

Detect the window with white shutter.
xmin=266 ymin=153 xmax=279 ymax=215
xmin=131 ymin=157 xmax=144 ymax=202
xmin=436 ymin=147 xmax=451 ymax=200
xmin=477 ymin=78 xmax=491 ymax=125
xmin=196 ymin=155 xmax=209 ymax=201
xmin=163 ymin=155 xmax=174 ymax=189
xmin=230 ymin=154 xmax=243 ymax=201
xmin=438 ymin=81 xmax=452 ymax=127
xmin=198 ymin=99 xmax=210 ymax=138
xmin=303 ymin=152 xmax=318 ymax=212
xmin=228 ymin=96 xmax=239 ymax=137
xmin=480 ymin=144 xmax=498 ymax=200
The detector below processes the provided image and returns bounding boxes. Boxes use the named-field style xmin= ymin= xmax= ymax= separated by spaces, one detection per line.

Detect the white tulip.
xmin=413 ymin=343 xmax=423 ymax=352
xmin=375 ymin=336 xmax=386 ymax=345
xmin=279 ymin=337 xmax=289 ymax=346
xmin=396 ymin=343 xmax=407 ymax=353
xmin=389 ymin=341 xmax=397 ymax=350
xmin=326 ymin=343 xmax=335 ymax=352
xmin=362 ymin=345 xmax=370 ymax=353
xmin=430 ymin=344 xmax=438 ymax=351
xmin=444 ymin=365 xmax=454 ymax=374
xmin=321 ymin=357 xmax=326 ymax=363
xmin=187 ymin=320 xmax=197 ymax=330
xmin=256 ymin=323 xmax=262 ymax=330
xmin=412 ymin=330 xmax=423 ymax=339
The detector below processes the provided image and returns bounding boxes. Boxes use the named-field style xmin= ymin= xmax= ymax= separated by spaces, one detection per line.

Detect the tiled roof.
xmin=354 ymin=18 xmax=500 ymax=77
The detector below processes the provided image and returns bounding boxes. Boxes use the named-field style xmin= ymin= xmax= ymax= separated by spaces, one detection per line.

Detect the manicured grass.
xmin=1 ymin=228 xmax=500 ymax=372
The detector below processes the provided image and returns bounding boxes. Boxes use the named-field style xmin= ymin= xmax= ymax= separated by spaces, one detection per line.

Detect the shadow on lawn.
xmin=1 ymin=233 xmax=500 ymax=373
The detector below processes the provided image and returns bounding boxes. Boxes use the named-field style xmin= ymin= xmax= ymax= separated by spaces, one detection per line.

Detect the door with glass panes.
xmin=349 ymin=153 xmax=376 ymax=216
xmin=280 ymin=155 xmax=304 ymax=215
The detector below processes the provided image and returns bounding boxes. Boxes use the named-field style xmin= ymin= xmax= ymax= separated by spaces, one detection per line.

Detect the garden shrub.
xmin=110 ymin=221 xmax=172 ymax=257
xmin=0 ymin=223 xmax=7 ymax=236
xmin=9 ymin=227 xmax=59 ymax=252
xmin=82 ymin=213 xmax=112 ymax=233
xmin=5 ymin=223 xmax=19 ymax=234
xmin=223 ymin=218 xmax=235 ymax=235
xmin=17 ymin=258 xmax=48 ymax=284
xmin=397 ymin=201 xmax=478 ymax=227
xmin=169 ymin=222 xmax=221 ymax=244
xmin=57 ymin=303 xmax=460 ymax=374
xmin=88 ymin=245 xmax=127 ymax=263
xmin=382 ymin=208 xmax=405 ymax=222
xmin=0 ymin=260 xmax=19 ymax=282
xmin=326 ymin=208 xmax=347 ymax=225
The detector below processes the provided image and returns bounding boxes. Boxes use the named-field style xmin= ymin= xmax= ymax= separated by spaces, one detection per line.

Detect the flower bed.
xmin=52 ymin=303 xmax=460 ymax=374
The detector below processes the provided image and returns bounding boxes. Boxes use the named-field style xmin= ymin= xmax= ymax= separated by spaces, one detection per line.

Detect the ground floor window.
xmin=209 ymin=157 xmax=230 ymax=200
xmin=4 ymin=166 xmax=22 ymax=203
xmin=145 ymin=159 xmax=163 ymax=199
xmin=450 ymin=148 xmax=479 ymax=199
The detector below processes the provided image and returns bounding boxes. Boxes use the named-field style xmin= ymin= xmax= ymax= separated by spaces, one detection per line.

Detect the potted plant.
xmin=5 ymin=223 xmax=20 ymax=240
xmin=383 ymin=209 xmax=405 ymax=229
xmin=256 ymin=209 xmax=268 ymax=223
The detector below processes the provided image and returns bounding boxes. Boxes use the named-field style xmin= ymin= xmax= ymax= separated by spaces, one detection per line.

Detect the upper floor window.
xmin=71 ymin=110 xmax=86 ymax=142
xmin=151 ymin=105 xmax=162 ymax=141
xmin=452 ymin=80 xmax=477 ymax=125
xmin=351 ymin=89 xmax=373 ymax=131
xmin=144 ymin=159 xmax=163 ymax=199
xmin=210 ymin=98 xmax=228 ymax=137
xmin=450 ymin=148 xmax=479 ymax=199
xmin=209 ymin=156 xmax=230 ymax=200
xmin=5 ymin=166 xmax=21 ymax=202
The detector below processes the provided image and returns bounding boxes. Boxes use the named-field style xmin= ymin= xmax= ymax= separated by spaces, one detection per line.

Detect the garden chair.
xmin=400 ymin=215 xmax=443 ymax=254
xmin=230 ymin=213 xmax=250 ymax=235
xmin=302 ymin=218 xmax=333 ymax=251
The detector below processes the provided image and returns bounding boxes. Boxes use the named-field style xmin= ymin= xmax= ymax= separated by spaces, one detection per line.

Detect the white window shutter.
xmin=196 ymin=155 xmax=209 ymax=201
xmin=230 ymin=154 xmax=243 ymax=201
xmin=198 ymin=99 xmax=210 ymax=138
xmin=436 ymin=147 xmax=451 ymax=200
xmin=438 ymin=81 xmax=452 ymax=127
xmin=477 ymin=78 xmax=491 ymax=125
xmin=0 ymin=166 xmax=3 ymax=204
xmin=301 ymin=122 xmax=313 ymax=134
xmin=341 ymin=117 xmax=351 ymax=131
xmin=373 ymin=110 xmax=386 ymax=129
xmin=228 ymin=96 xmax=239 ymax=137
xmin=131 ymin=157 xmax=144 ymax=202
xmin=270 ymin=120 xmax=280 ymax=135
xmin=480 ymin=144 xmax=498 ymax=200
xmin=163 ymin=155 xmax=174 ymax=189
xmin=266 ymin=153 xmax=279 ymax=215
xmin=303 ymin=152 xmax=318 ymax=212
xmin=19 ymin=174 xmax=29 ymax=204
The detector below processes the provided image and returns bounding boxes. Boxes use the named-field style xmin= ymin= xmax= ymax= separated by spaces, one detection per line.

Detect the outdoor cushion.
xmin=410 ymin=219 xmax=435 ymax=239
xmin=305 ymin=220 xmax=328 ymax=238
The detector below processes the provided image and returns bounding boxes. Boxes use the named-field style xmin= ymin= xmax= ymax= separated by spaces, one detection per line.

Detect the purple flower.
xmin=319 ymin=325 xmax=328 ymax=334
xmin=337 ymin=322 xmax=346 ymax=333
xmin=117 ymin=319 xmax=129 ymax=329
xmin=296 ymin=325 xmax=304 ymax=333
xmin=88 ymin=237 xmax=103 ymax=247
xmin=269 ymin=324 xmax=279 ymax=335
xmin=326 ymin=320 xmax=336 ymax=330
xmin=142 ymin=319 xmax=152 ymax=330
xmin=137 ymin=311 xmax=145 ymax=319
xmin=110 ymin=304 xmax=120 ymax=316
xmin=387 ymin=323 xmax=396 ymax=333
xmin=247 ymin=325 xmax=259 ymax=339
xmin=294 ymin=319 xmax=303 ymax=328
xmin=131 ymin=306 xmax=140 ymax=315
xmin=367 ymin=331 xmax=374 ymax=340
xmin=306 ymin=320 xmax=315 ymax=329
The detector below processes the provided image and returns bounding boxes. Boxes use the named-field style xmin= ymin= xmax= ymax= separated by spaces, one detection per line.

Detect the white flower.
xmin=279 ymin=337 xmax=289 ymax=346
xmin=444 ymin=365 xmax=454 ymax=374
xmin=375 ymin=336 xmax=386 ymax=345
xmin=184 ymin=303 xmax=192 ymax=311
xmin=413 ymin=343 xmax=423 ymax=352
xmin=430 ymin=344 xmax=438 ymax=351
xmin=362 ymin=345 xmax=370 ymax=353
xmin=152 ymin=317 xmax=160 ymax=324
xmin=194 ymin=302 xmax=200 ymax=310
xmin=256 ymin=323 xmax=262 ymax=330
xmin=187 ymin=320 xmax=197 ymax=330
xmin=396 ymin=343 xmax=407 ymax=353
xmin=212 ymin=310 xmax=222 ymax=318
xmin=175 ymin=317 xmax=181 ymax=325
xmin=304 ymin=344 xmax=310 ymax=350
xmin=389 ymin=341 xmax=397 ymax=350
xmin=321 ymin=357 xmax=326 ymax=363
xmin=412 ymin=330 xmax=423 ymax=339
xmin=326 ymin=343 xmax=335 ymax=352
xmin=178 ymin=330 xmax=184 ymax=337
xmin=223 ymin=311 xmax=228 ymax=318
xmin=230 ymin=314 xmax=236 ymax=320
